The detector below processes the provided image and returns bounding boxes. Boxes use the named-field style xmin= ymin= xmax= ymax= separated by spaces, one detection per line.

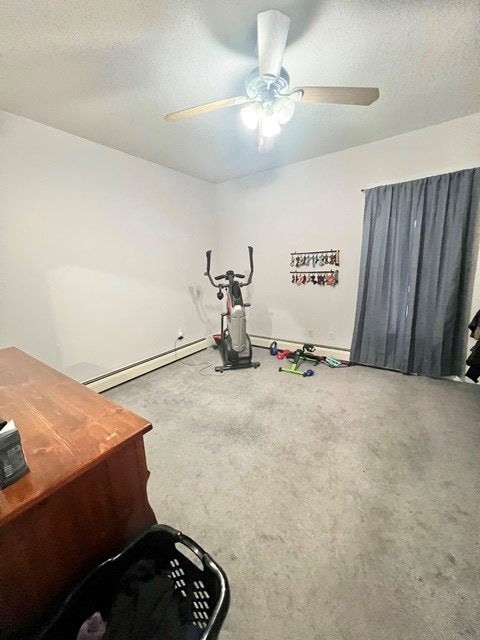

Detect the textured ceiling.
xmin=1 ymin=0 xmax=479 ymax=182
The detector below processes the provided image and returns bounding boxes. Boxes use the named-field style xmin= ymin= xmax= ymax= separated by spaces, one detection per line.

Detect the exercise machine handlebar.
xmin=204 ymin=250 xmax=219 ymax=288
xmin=214 ymin=274 xmax=245 ymax=280
xmin=204 ymin=247 xmax=254 ymax=288
xmin=242 ymin=245 xmax=254 ymax=287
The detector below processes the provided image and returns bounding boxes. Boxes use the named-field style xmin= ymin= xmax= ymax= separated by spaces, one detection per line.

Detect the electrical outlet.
xmin=306 ymin=329 xmax=314 ymax=339
xmin=329 ymin=331 xmax=335 ymax=342
xmin=177 ymin=329 xmax=184 ymax=340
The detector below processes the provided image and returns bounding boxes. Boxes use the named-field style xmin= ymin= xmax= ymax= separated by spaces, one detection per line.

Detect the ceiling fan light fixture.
xmin=241 ymin=102 xmax=262 ymax=130
xmin=274 ymin=97 xmax=296 ymax=124
xmin=260 ymin=104 xmax=281 ymax=137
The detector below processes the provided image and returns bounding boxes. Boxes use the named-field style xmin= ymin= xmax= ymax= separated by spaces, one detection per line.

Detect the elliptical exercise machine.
xmin=204 ymin=246 xmax=260 ymax=373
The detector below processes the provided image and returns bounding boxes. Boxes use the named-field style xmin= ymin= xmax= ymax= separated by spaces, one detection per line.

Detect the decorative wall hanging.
xmin=289 ymin=250 xmax=340 ymax=268
xmin=290 ymin=270 xmax=339 ymax=287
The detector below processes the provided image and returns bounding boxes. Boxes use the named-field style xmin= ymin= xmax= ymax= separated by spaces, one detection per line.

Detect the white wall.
xmin=216 ymin=114 xmax=480 ymax=350
xmin=0 ymin=111 xmax=217 ymax=381
xmin=1 ymin=111 xmax=479 ymax=380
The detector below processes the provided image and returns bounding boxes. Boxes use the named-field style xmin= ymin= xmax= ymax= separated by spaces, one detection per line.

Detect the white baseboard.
xmin=250 ymin=335 xmax=351 ymax=361
xmin=84 ymin=339 xmax=208 ymax=393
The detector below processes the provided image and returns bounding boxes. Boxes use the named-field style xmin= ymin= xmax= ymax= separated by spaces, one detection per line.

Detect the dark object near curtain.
xmin=351 ymin=168 xmax=480 ymax=377
xmin=466 ymin=310 xmax=480 ymax=382
xmin=468 ymin=309 xmax=480 ymax=340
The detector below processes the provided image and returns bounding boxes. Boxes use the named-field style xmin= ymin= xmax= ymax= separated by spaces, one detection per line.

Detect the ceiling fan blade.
xmin=165 ymin=96 xmax=250 ymax=122
xmin=292 ymin=86 xmax=380 ymax=106
xmin=257 ymin=9 xmax=290 ymax=81
xmin=258 ymin=128 xmax=275 ymax=154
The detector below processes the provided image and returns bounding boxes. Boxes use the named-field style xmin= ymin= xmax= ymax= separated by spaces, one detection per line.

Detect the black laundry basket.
xmin=36 ymin=525 xmax=230 ymax=640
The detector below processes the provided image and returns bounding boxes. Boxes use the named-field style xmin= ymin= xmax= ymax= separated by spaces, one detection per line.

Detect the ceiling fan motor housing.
xmin=245 ymin=66 xmax=290 ymax=100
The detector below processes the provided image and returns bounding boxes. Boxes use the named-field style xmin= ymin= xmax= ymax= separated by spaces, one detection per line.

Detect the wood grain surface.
xmin=0 ymin=347 xmax=152 ymax=525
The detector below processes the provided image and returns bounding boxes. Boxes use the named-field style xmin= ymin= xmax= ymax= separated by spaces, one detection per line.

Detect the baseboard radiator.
xmin=250 ymin=335 xmax=351 ymax=362
xmin=84 ymin=338 xmax=208 ymax=393
xmin=84 ymin=335 xmax=351 ymax=393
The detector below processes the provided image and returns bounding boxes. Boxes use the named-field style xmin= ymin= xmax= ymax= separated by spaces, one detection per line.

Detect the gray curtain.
xmin=351 ymin=167 xmax=480 ymax=377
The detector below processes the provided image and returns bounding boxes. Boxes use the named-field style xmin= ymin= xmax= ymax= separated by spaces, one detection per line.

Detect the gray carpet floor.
xmin=105 ymin=347 xmax=480 ymax=640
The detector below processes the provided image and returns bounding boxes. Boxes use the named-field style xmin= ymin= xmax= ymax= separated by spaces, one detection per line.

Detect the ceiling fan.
xmin=165 ymin=9 xmax=379 ymax=153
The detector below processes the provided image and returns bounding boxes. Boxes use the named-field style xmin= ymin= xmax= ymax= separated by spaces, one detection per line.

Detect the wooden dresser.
xmin=0 ymin=348 xmax=156 ymax=638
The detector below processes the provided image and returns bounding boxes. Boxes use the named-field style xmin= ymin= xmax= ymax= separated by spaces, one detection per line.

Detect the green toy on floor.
xmin=275 ymin=343 xmax=351 ymax=377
